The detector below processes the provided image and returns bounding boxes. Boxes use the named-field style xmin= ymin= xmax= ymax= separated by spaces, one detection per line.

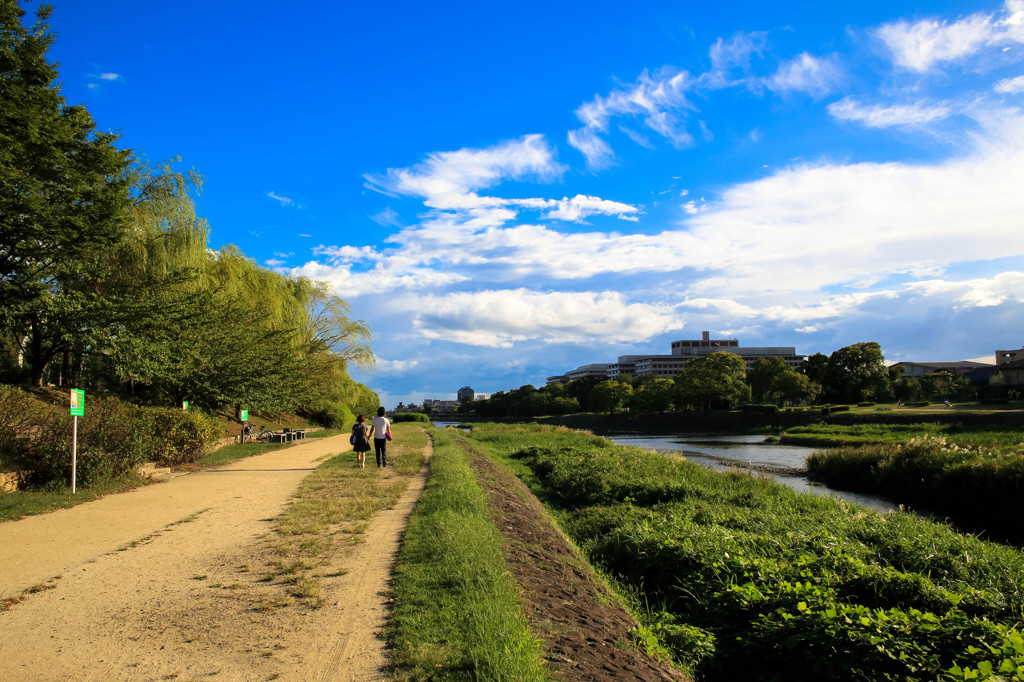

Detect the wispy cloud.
xmin=86 ymin=71 xmax=123 ymax=89
xmin=827 ymin=97 xmax=953 ymax=127
xmin=874 ymin=0 xmax=1024 ymax=73
xmin=267 ymin=191 xmax=296 ymax=207
xmin=766 ymin=53 xmax=842 ymax=96
xmin=995 ymin=74 xmax=1024 ymax=92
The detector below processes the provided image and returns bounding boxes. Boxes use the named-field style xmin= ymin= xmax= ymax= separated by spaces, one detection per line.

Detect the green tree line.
xmin=469 ymin=341 xmax=989 ymax=419
xmin=0 ymin=2 xmax=377 ymax=424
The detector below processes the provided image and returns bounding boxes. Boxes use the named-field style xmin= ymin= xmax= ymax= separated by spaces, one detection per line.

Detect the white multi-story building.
xmin=548 ymin=332 xmax=807 ymax=382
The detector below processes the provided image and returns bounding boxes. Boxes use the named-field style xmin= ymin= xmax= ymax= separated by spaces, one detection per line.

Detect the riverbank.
xmin=462 ymin=423 xmax=1024 ymax=681
xmin=456 ymin=402 xmax=1024 ymax=434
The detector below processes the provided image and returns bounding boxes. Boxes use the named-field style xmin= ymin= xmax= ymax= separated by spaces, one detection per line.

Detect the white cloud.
xmin=876 ymin=13 xmax=996 ymax=72
xmin=541 ymin=195 xmax=640 ymax=222
xmin=569 ymin=67 xmax=697 ymax=169
xmin=767 ymin=53 xmax=842 ymax=95
xmin=827 ymin=97 xmax=953 ymax=127
xmin=904 ymin=271 xmax=1024 ymax=307
xmin=568 ymin=127 xmax=616 ymax=169
xmin=374 ymin=359 xmax=420 ymax=374
xmin=995 ymin=74 xmax=1024 ymax=92
xmin=875 ymin=1 xmax=1024 ymax=73
xmin=365 ymin=134 xmax=564 ymax=211
xmin=391 ymin=289 xmax=685 ymax=348
xmin=796 ymin=326 xmax=819 ymax=333
xmin=100 ymin=72 xmax=121 ymax=81
xmin=267 ymin=191 xmax=294 ymax=207
xmin=370 ymin=207 xmax=402 ymax=227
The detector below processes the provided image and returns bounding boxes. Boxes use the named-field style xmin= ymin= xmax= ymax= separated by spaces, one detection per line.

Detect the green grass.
xmin=464 ymin=423 xmax=1024 ymax=682
xmin=781 ymin=422 xmax=1024 ymax=450
xmin=387 ymin=428 xmax=549 ymax=681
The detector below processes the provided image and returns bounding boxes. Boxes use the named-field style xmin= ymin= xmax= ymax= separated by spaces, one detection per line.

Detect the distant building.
xmin=457 ymin=386 xmax=475 ymax=403
xmin=547 ymin=332 xmax=806 ymax=383
xmin=996 ymin=346 xmax=1024 ymax=365
xmin=891 ymin=361 xmax=993 ymax=378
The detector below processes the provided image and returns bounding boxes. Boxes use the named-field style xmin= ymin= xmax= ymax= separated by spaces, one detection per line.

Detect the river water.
xmin=607 ymin=433 xmax=900 ymax=513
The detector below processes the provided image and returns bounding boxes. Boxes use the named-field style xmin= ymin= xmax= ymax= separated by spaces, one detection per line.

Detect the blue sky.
xmin=43 ymin=0 xmax=1024 ymax=408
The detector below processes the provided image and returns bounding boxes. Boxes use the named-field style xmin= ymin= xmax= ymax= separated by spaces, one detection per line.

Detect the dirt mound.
xmin=460 ymin=436 xmax=687 ymax=681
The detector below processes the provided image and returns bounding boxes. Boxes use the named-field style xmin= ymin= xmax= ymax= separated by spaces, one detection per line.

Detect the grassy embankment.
xmin=463 ymin=423 xmax=1024 ymax=682
xmin=784 ymin=422 xmax=1024 ymax=544
xmin=387 ymin=427 xmax=549 ymax=681
xmin=254 ymin=423 xmax=426 ymax=609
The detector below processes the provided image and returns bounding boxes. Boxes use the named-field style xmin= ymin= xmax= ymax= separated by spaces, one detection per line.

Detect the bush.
xmin=0 ymin=390 xmax=154 ymax=487
xmin=304 ymin=400 xmax=355 ymax=428
xmin=393 ymin=412 xmax=430 ymax=423
xmin=149 ymin=408 xmax=221 ymax=465
xmin=857 ymin=402 xmax=875 ymax=407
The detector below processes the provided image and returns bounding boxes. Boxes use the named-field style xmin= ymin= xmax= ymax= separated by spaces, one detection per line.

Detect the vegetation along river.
xmin=607 ymin=433 xmax=900 ymax=513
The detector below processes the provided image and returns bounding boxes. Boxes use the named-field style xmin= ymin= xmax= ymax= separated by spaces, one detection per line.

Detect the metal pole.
xmin=72 ymin=415 xmax=77 ymax=494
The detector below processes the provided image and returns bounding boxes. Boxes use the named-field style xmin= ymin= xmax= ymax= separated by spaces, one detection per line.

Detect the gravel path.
xmin=0 ymin=434 xmax=431 ymax=681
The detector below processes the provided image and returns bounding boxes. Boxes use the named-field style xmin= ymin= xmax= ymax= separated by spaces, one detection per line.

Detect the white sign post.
xmin=70 ymin=389 xmax=85 ymax=493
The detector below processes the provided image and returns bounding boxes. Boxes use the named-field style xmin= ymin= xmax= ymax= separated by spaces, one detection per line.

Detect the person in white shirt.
xmin=370 ymin=407 xmax=392 ymax=467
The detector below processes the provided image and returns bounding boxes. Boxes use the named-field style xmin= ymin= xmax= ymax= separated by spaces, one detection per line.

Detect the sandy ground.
xmin=0 ymin=434 xmax=431 ymax=681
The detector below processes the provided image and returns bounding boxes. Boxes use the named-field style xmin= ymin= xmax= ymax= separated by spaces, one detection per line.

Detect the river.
xmin=607 ymin=433 xmax=900 ymax=513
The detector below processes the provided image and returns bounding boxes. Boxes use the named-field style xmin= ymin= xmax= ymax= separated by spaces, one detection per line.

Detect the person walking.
xmin=351 ymin=415 xmax=372 ymax=468
xmin=371 ymin=407 xmax=392 ymax=467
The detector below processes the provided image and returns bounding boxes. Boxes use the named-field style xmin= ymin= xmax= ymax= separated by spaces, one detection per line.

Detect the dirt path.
xmin=0 ymin=434 xmax=432 ymax=681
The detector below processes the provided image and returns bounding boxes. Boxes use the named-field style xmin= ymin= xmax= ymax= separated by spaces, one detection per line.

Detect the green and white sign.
xmin=70 ymin=389 xmax=85 ymax=417
xmin=241 ymin=409 xmax=249 ymax=421
xmin=182 ymin=400 xmax=189 ymax=411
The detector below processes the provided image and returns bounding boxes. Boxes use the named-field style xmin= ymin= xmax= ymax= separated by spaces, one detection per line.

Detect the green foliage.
xmin=630 ymin=377 xmax=675 ymax=414
xmin=807 ymin=435 xmax=1024 ymax=543
xmin=465 ymin=423 xmax=1024 ymax=682
xmin=393 ymin=412 xmax=430 ymax=423
xmin=0 ymin=386 xmax=221 ymax=487
xmin=823 ymin=342 xmax=888 ymax=404
xmin=148 ymin=408 xmax=221 ymax=465
xmin=0 ymin=1 xmax=132 ymax=385
xmin=675 ymin=351 xmax=751 ymax=410
xmin=589 ymin=379 xmax=633 ymax=415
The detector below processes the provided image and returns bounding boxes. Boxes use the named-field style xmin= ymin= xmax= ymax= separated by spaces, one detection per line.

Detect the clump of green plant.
xmin=807 ymin=435 xmax=1024 ymax=542
xmin=148 ymin=407 xmax=221 ymax=465
xmin=392 ymin=412 xmax=430 ymax=423
xmin=465 ymin=423 xmax=1024 ymax=682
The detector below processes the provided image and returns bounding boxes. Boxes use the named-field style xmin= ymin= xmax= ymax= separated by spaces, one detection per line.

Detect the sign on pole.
xmin=70 ymin=389 xmax=85 ymax=416
xmin=241 ymin=409 xmax=249 ymax=421
xmin=182 ymin=400 xmax=189 ymax=411
xmin=69 ymin=389 xmax=84 ymax=493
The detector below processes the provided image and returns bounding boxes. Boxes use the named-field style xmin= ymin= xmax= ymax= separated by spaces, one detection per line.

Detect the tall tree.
xmin=822 ymin=342 xmax=888 ymax=403
xmin=674 ymin=352 xmax=750 ymax=410
xmin=0 ymin=1 xmax=132 ymax=385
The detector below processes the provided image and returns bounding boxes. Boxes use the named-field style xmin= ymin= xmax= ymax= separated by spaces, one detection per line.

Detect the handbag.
xmin=350 ymin=433 xmax=357 ymax=445
xmin=385 ymin=431 xmax=392 ymax=441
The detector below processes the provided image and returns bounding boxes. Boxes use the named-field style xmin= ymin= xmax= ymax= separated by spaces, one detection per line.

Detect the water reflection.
xmin=608 ymin=433 xmax=900 ymax=513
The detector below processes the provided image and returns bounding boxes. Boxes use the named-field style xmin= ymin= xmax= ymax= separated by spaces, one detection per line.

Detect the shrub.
xmin=393 ymin=412 xmax=430 ymax=423
xmin=304 ymin=400 xmax=355 ymax=428
xmin=149 ymin=408 xmax=221 ymax=465
xmin=857 ymin=402 xmax=876 ymax=407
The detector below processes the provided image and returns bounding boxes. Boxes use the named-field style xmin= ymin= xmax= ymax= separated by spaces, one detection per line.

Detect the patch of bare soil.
xmin=0 ymin=434 xmax=431 ymax=681
xmin=458 ymin=436 xmax=687 ymax=682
